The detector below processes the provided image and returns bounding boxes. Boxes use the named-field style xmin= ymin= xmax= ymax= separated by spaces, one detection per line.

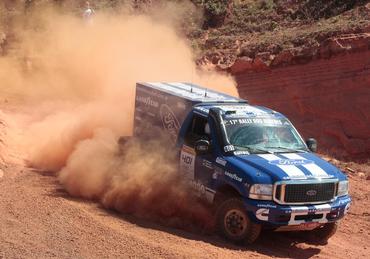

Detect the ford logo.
xmin=306 ymin=190 xmax=317 ymax=196
xmin=269 ymin=159 xmax=313 ymax=166
xmin=160 ymin=104 xmax=180 ymax=143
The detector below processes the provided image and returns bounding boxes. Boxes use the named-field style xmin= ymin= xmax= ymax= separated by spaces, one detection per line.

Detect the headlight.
xmin=249 ymin=184 xmax=273 ymax=200
xmin=337 ymin=180 xmax=349 ymax=196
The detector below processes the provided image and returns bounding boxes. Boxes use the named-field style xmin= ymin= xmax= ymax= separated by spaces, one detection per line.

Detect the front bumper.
xmin=243 ymin=195 xmax=351 ymax=227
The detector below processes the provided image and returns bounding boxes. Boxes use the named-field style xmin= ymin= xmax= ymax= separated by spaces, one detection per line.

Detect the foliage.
xmin=296 ymin=0 xmax=369 ymax=20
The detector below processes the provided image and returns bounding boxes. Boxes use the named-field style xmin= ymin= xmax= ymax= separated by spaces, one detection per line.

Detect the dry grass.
xmin=1 ymin=1 xmax=369 ymax=64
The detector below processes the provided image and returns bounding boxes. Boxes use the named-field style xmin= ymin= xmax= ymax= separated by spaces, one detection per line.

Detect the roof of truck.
xmin=138 ymin=82 xmax=246 ymax=104
xmin=193 ymin=103 xmax=283 ymax=118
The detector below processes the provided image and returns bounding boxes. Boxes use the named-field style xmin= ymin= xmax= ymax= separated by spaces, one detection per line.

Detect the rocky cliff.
xmin=233 ymin=33 xmax=370 ymax=160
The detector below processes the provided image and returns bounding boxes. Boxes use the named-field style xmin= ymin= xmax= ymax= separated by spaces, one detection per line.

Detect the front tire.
xmin=216 ymin=198 xmax=261 ymax=244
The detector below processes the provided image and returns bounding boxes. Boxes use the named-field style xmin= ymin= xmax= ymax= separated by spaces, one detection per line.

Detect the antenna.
xmin=205 ymin=89 xmax=208 ymax=97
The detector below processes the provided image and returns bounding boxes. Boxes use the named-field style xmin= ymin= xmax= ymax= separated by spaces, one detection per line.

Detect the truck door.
xmin=180 ymin=113 xmax=215 ymax=201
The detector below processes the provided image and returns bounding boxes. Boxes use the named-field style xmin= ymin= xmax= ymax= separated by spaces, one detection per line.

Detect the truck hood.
xmin=231 ymin=152 xmax=342 ymax=181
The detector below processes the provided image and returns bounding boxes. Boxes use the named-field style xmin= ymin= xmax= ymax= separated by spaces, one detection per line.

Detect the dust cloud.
xmin=0 ymin=5 xmax=237 ymax=229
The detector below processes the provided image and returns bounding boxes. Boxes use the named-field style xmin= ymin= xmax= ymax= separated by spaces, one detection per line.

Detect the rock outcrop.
xmin=233 ymin=33 xmax=370 ymax=160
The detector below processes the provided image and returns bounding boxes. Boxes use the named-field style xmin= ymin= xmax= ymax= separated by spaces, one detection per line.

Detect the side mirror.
xmin=306 ymin=138 xmax=317 ymax=152
xmin=195 ymin=139 xmax=211 ymax=155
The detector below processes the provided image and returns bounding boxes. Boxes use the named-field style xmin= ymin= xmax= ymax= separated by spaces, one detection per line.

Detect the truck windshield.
xmin=223 ymin=116 xmax=308 ymax=154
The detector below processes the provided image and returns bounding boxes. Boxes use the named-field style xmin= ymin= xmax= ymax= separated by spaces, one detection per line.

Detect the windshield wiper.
xmin=265 ymin=146 xmax=308 ymax=153
xmin=233 ymin=145 xmax=274 ymax=154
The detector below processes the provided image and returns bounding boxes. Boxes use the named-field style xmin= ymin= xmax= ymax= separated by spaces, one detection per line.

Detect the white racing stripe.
xmin=282 ymin=153 xmax=306 ymax=160
xmin=258 ymin=154 xmax=307 ymax=179
xmin=282 ymin=153 xmax=330 ymax=178
xmin=277 ymin=165 xmax=307 ymax=179
xmin=303 ymin=163 xmax=329 ymax=178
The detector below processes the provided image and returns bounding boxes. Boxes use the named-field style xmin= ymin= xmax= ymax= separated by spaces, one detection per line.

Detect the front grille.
xmin=275 ymin=182 xmax=336 ymax=204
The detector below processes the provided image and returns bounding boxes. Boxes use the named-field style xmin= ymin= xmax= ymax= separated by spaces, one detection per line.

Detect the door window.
xmin=184 ymin=114 xmax=210 ymax=147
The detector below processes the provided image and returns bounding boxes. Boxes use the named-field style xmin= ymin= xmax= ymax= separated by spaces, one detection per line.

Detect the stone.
xmin=358 ymin=172 xmax=365 ymax=178
xmin=271 ymin=49 xmax=294 ymax=67
xmin=229 ymin=57 xmax=253 ymax=74
xmin=252 ymin=57 xmax=269 ymax=71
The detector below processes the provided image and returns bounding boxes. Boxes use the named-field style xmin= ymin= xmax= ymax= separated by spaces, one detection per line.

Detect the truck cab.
xmin=132 ymin=82 xmax=351 ymax=244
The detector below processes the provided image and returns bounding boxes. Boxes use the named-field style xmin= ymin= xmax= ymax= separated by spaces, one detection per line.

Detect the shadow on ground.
xmin=36 ymin=169 xmax=322 ymax=259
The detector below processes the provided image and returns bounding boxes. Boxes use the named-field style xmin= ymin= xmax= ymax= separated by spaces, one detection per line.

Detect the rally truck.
xmin=128 ymin=82 xmax=351 ymax=244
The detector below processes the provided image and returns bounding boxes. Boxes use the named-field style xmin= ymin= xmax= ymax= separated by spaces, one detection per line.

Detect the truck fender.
xmin=213 ymin=184 xmax=242 ymax=207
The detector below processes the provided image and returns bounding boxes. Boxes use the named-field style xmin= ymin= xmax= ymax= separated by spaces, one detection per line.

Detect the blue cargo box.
xmin=134 ymin=82 xmax=246 ymax=143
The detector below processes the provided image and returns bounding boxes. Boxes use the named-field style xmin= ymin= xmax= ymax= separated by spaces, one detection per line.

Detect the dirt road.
xmin=0 ymin=108 xmax=369 ymax=259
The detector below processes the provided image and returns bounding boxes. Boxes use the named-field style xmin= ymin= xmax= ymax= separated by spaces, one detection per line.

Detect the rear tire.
xmin=216 ymin=198 xmax=261 ymax=244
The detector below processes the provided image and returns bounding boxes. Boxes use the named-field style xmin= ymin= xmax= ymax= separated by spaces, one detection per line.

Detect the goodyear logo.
xmin=136 ymin=95 xmax=159 ymax=108
xmin=224 ymin=171 xmax=242 ymax=182
xmin=269 ymin=159 xmax=313 ymax=166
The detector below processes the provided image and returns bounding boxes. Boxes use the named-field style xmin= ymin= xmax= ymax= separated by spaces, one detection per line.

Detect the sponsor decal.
xmin=137 ymin=85 xmax=169 ymax=100
xmin=191 ymin=180 xmax=206 ymax=196
xmin=233 ymin=150 xmax=250 ymax=156
xmin=135 ymin=95 xmax=159 ymax=108
xmin=223 ymin=145 xmax=235 ymax=152
xmin=147 ymin=112 xmax=156 ymax=117
xmin=259 ymin=154 xmax=307 ymax=179
xmin=224 ymin=118 xmax=283 ymax=126
xmin=257 ymin=204 xmax=277 ymax=209
xmin=281 ymin=153 xmax=330 ymax=178
xmin=269 ymin=159 xmax=314 ymax=166
xmin=256 ymin=208 xmax=269 ymax=221
xmin=180 ymin=146 xmax=195 ymax=180
xmin=215 ymin=157 xmax=227 ymax=166
xmin=202 ymin=160 xmax=213 ymax=169
xmin=160 ymin=104 xmax=180 ymax=143
xmin=181 ymin=153 xmax=193 ymax=165
xmin=224 ymin=171 xmax=242 ymax=182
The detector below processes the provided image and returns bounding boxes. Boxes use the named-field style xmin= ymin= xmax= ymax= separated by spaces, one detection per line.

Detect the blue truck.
xmin=130 ymin=82 xmax=351 ymax=244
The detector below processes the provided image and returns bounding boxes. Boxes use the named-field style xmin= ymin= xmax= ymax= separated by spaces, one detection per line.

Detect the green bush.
xmin=202 ymin=0 xmax=232 ymax=28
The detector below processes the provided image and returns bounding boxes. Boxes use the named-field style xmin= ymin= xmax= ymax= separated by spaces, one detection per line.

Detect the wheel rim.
xmin=224 ymin=209 xmax=248 ymax=237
